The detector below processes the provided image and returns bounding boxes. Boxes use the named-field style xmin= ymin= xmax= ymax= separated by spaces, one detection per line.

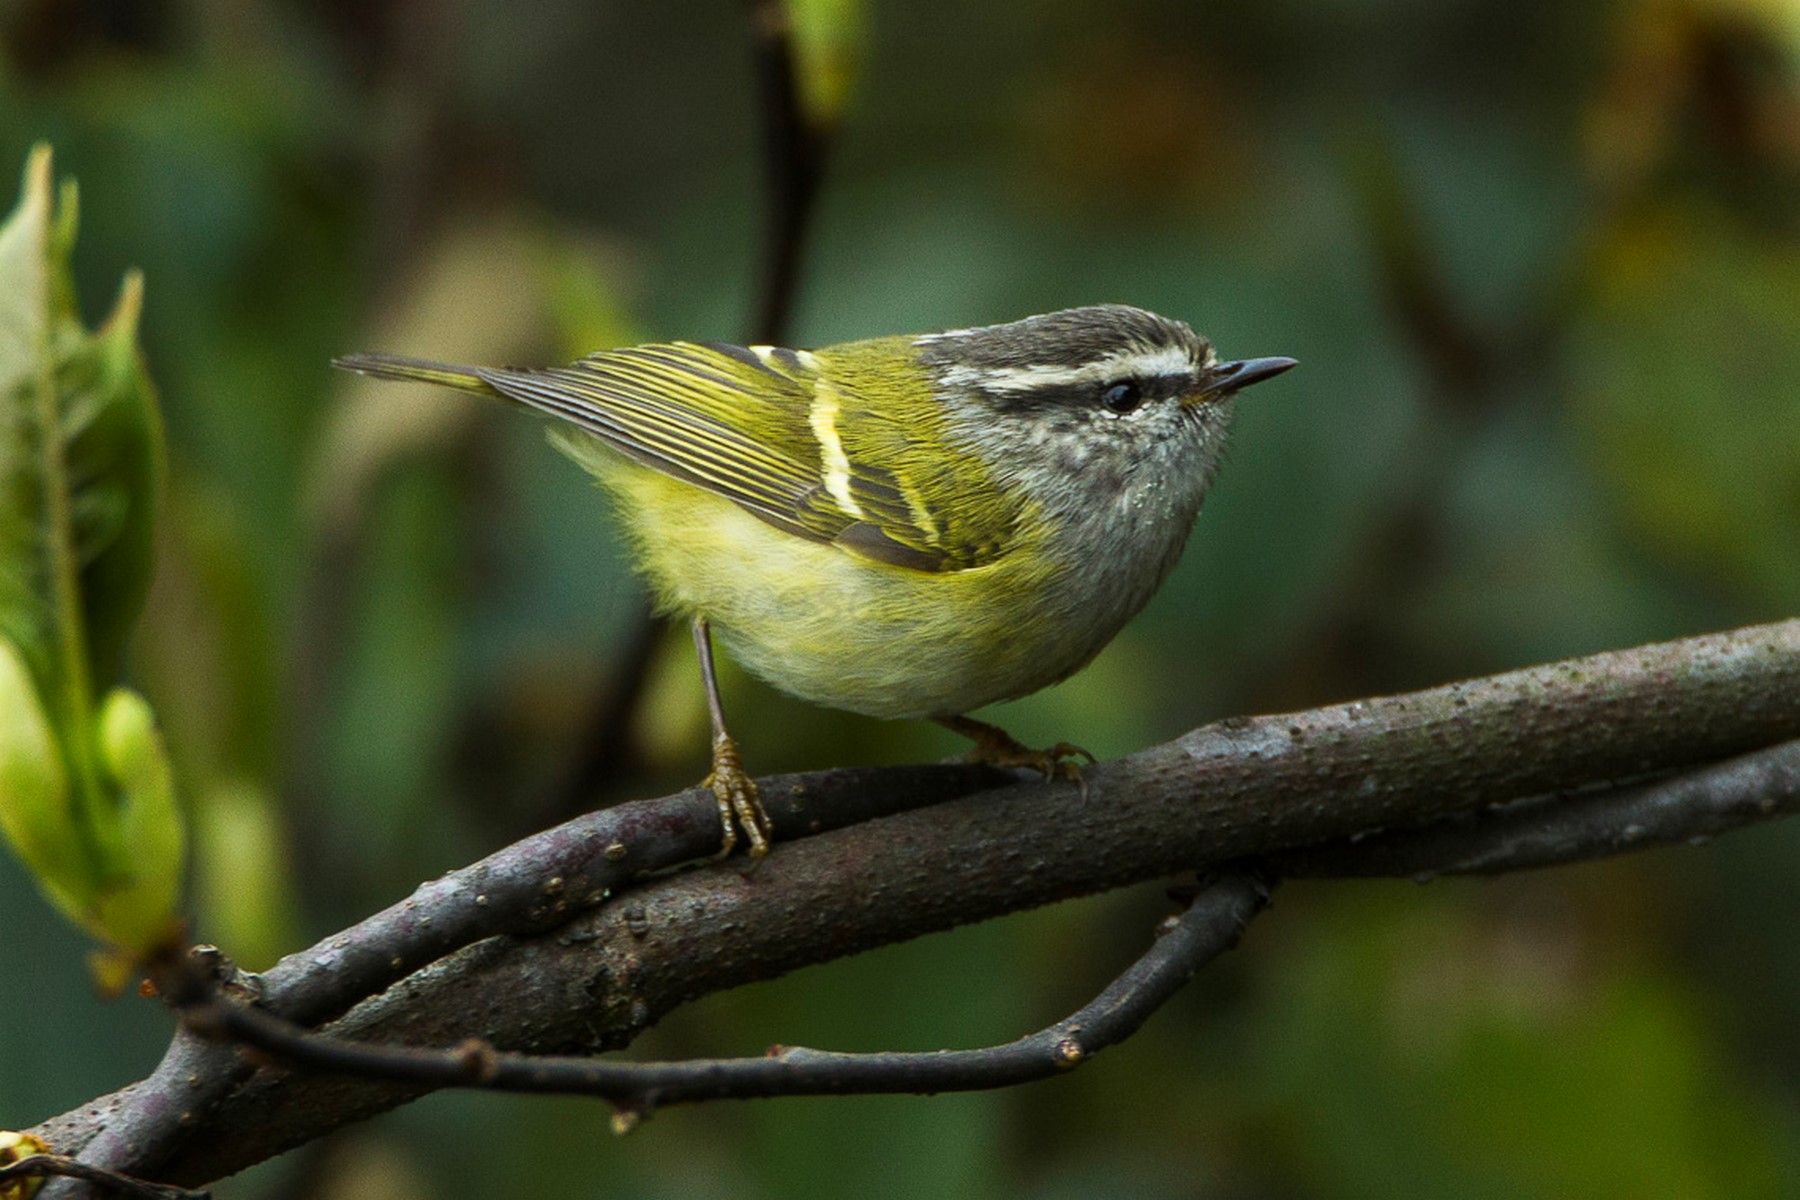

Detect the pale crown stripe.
xmin=808 ymin=378 xmax=864 ymax=518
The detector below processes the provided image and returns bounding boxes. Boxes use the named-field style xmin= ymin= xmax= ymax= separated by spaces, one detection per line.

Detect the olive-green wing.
xmin=478 ymin=342 xmax=832 ymax=537
xmin=337 ymin=339 xmax=1018 ymax=572
xmin=478 ymin=340 xmax=1010 ymax=572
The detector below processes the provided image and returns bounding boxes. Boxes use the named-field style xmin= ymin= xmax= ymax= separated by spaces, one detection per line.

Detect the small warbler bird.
xmin=337 ymin=304 xmax=1294 ymax=857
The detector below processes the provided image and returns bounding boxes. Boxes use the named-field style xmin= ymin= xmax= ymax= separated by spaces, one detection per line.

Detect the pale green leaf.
xmin=88 ymin=687 xmax=184 ymax=953
xmin=0 ymin=635 xmax=80 ymax=913
xmin=0 ymin=144 xmax=181 ymax=954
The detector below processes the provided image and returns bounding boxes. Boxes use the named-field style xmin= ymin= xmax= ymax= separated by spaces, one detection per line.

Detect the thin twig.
xmin=0 ymin=1155 xmax=207 ymax=1200
xmin=1273 ymin=738 xmax=1800 ymax=880
xmin=160 ymin=871 xmax=1268 ymax=1119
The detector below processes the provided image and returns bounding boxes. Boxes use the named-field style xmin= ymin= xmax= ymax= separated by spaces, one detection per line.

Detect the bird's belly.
xmin=609 ymin=475 xmax=1141 ymax=720
xmin=715 ymin=556 xmax=1104 ymax=720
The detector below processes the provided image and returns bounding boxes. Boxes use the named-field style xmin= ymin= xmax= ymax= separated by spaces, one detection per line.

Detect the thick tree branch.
xmin=167 ymin=737 xmax=1800 ymax=1125
xmin=31 ymin=764 xmax=1006 ymax=1192
xmin=93 ymin=728 xmax=1799 ymax=1155
xmin=30 ymin=619 xmax=1800 ymax=1190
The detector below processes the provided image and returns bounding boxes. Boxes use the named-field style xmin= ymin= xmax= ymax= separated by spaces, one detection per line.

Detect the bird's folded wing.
xmin=477 ymin=341 xmax=1010 ymax=573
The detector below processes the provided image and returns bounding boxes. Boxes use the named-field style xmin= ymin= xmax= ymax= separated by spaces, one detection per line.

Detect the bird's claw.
xmin=953 ymin=719 xmax=1096 ymax=796
xmin=705 ymin=732 xmax=771 ymax=861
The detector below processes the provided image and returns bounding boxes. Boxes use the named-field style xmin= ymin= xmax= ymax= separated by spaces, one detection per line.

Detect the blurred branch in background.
xmin=281 ymin=0 xmax=483 ymax=907
xmin=284 ymin=0 xmax=855 ymax=883
xmin=1248 ymin=130 xmax=1579 ymax=709
xmin=538 ymin=0 xmax=846 ymax=827
xmin=28 ymin=619 xmax=1800 ymax=1189
xmin=743 ymin=0 xmax=835 ymax=347
xmin=1348 ymin=131 xmax=1520 ymax=413
xmin=1256 ymin=0 xmax=1800 ymax=718
xmin=288 ymin=219 xmax=539 ymax=904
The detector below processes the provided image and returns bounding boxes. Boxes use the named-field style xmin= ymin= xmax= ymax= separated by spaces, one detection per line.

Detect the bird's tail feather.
xmin=333 ymin=353 xmax=502 ymax=397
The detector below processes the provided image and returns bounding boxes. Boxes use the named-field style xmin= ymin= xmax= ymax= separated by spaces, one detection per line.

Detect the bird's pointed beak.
xmin=1199 ymin=356 xmax=1297 ymax=401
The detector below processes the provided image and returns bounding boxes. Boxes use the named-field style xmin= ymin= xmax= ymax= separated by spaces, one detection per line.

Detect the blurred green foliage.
xmin=0 ymin=146 xmax=182 ymax=960
xmin=0 ymin=0 xmax=1797 ymax=1196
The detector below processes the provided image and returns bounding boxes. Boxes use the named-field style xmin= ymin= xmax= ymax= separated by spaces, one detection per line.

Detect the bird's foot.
xmin=938 ymin=715 xmax=1096 ymax=791
xmin=705 ymin=732 xmax=772 ymax=861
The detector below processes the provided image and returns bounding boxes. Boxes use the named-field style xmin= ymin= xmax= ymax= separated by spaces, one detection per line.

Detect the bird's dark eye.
xmin=1101 ymin=380 xmax=1143 ymax=414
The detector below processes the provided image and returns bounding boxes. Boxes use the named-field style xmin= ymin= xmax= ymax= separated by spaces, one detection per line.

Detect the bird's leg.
xmin=693 ymin=616 xmax=772 ymax=859
xmin=935 ymin=714 xmax=1095 ymax=787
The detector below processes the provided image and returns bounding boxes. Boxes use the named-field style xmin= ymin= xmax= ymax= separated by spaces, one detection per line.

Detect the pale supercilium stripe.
xmin=930 ymin=346 xmax=1194 ymax=394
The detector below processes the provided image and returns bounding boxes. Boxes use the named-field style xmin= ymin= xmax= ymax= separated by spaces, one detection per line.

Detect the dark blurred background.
xmin=3 ymin=0 xmax=1799 ymax=1196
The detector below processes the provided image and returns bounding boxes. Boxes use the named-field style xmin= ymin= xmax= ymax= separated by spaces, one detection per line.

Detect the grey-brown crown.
xmin=913 ymin=304 xmax=1207 ymax=375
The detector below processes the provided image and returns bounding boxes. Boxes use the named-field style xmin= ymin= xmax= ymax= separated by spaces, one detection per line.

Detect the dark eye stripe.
xmin=1103 ymin=373 xmax=1191 ymax=411
xmin=976 ymin=371 xmax=1193 ymax=412
xmin=1142 ymin=373 xmax=1192 ymax=399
